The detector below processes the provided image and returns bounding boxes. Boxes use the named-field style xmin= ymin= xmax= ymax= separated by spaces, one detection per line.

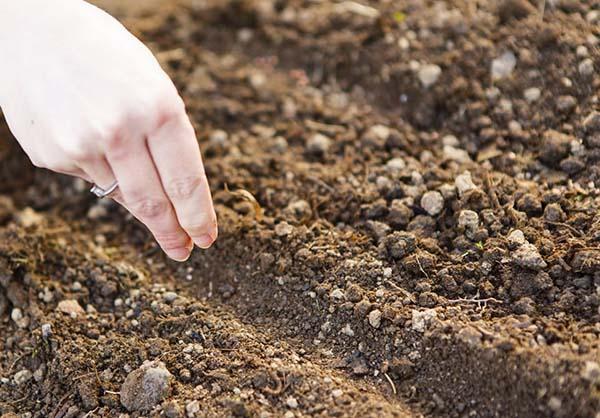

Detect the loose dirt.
xmin=0 ymin=1 xmax=599 ymax=417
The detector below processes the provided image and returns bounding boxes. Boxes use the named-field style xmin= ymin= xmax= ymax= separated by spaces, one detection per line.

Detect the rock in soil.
xmin=120 ymin=362 xmax=173 ymax=412
xmin=420 ymin=191 xmax=445 ymax=216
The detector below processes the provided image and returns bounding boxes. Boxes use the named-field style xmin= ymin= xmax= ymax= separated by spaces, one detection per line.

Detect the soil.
xmin=1 ymin=1 xmax=599 ymax=417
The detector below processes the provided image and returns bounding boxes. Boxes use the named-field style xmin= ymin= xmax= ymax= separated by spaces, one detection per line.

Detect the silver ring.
xmin=90 ymin=181 xmax=119 ymax=198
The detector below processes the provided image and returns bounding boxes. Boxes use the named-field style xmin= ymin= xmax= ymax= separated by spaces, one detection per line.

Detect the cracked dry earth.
xmin=1 ymin=1 xmax=600 ymax=417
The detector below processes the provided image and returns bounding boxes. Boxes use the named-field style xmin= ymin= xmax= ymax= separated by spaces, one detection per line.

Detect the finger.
xmin=78 ymin=157 xmax=126 ymax=206
xmin=105 ymin=137 xmax=193 ymax=262
xmin=147 ymin=112 xmax=218 ymax=249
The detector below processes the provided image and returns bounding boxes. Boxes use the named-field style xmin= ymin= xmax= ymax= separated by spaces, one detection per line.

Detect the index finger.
xmin=147 ymin=111 xmax=218 ymax=249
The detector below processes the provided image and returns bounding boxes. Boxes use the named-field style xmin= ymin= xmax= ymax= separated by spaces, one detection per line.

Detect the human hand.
xmin=0 ymin=0 xmax=217 ymax=261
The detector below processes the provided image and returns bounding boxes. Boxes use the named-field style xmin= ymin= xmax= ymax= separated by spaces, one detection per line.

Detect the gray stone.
xmin=365 ymin=220 xmax=391 ymax=242
xmin=507 ymin=229 xmax=527 ymax=247
xmin=330 ymin=289 xmax=345 ymax=301
xmin=543 ymin=203 xmax=565 ymax=223
xmin=163 ymin=292 xmax=178 ymax=304
xmin=385 ymin=158 xmax=406 ymax=173
xmin=368 ymin=309 xmax=382 ymax=329
xmin=491 ymin=51 xmax=516 ymax=79
xmin=581 ymin=361 xmax=600 ymax=384
xmin=583 ymin=111 xmax=600 ymax=132
xmin=455 ymin=171 xmax=477 ymax=197
xmin=420 ymin=191 xmax=445 ymax=216
xmin=418 ymin=64 xmax=442 ymax=88
xmin=121 ymin=362 xmax=172 ymax=412
xmin=57 ymin=299 xmax=85 ymax=317
xmin=14 ymin=369 xmax=32 ymax=385
xmin=458 ymin=210 xmax=479 ymax=232
xmin=306 ymin=133 xmax=332 ymax=156
xmin=512 ymin=243 xmax=547 ymax=271
xmin=578 ymin=58 xmax=594 ymax=76
xmin=443 ymin=145 xmax=471 ymax=163
xmin=186 ymin=400 xmax=200 ymax=417
xmin=209 ymin=129 xmax=228 ymax=146
xmin=411 ymin=309 xmax=437 ymax=332
xmin=523 ymin=87 xmax=541 ymax=102
xmin=41 ymin=323 xmax=52 ymax=339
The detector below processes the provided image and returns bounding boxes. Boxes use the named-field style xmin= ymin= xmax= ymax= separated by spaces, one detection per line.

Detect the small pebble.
xmin=411 ymin=309 xmax=437 ymax=332
xmin=385 ymin=157 xmax=406 ymax=173
xmin=341 ymin=324 xmax=355 ymax=337
xmin=14 ymin=369 xmax=33 ymax=386
xmin=576 ymin=45 xmax=589 ymax=58
xmin=40 ymin=287 xmax=54 ymax=303
xmin=186 ymin=400 xmax=200 ymax=417
xmin=286 ymin=397 xmax=299 ymax=409
xmin=11 ymin=308 xmax=23 ymax=322
xmin=442 ymin=135 xmax=459 ymax=147
xmin=120 ymin=362 xmax=172 ymax=412
xmin=306 ymin=133 xmax=332 ymax=156
xmin=330 ymin=289 xmax=345 ymax=301
xmin=583 ymin=111 xmax=600 ymax=132
xmin=581 ymin=361 xmax=600 ymax=384
xmin=398 ymin=37 xmax=410 ymax=50
xmin=417 ymin=64 xmax=442 ymax=88
xmin=16 ymin=207 xmax=43 ymax=227
xmin=41 ymin=323 xmax=52 ymax=339
xmin=57 ymin=299 xmax=85 ymax=316
xmin=331 ymin=389 xmax=343 ymax=398
xmin=420 ymin=191 xmax=445 ymax=216
xmin=443 ymin=145 xmax=471 ymax=163
xmin=209 ymin=129 xmax=228 ymax=146
xmin=366 ymin=220 xmax=391 ymax=242
xmin=11 ymin=308 xmax=29 ymax=329
xmin=87 ymin=204 xmax=108 ymax=220
xmin=275 ymin=222 xmax=294 ymax=237
xmin=491 ymin=51 xmax=516 ymax=79
xmin=512 ymin=243 xmax=547 ymax=271
xmin=455 ymin=171 xmax=477 ymax=197
xmin=523 ymin=87 xmax=541 ymax=102
xmin=458 ymin=210 xmax=479 ymax=232
xmin=548 ymin=397 xmax=562 ymax=411
xmin=368 ymin=309 xmax=382 ymax=329
xmin=578 ymin=58 xmax=594 ymax=76
xmin=555 ymin=95 xmax=577 ymax=114
xmin=163 ymin=292 xmax=178 ymax=304
xmin=507 ymin=229 xmax=527 ymax=247
xmin=365 ymin=125 xmax=391 ymax=142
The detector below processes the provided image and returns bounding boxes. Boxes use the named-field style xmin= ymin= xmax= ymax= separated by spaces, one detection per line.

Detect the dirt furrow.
xmin=0 ymin=218 xmax=418 ymax=417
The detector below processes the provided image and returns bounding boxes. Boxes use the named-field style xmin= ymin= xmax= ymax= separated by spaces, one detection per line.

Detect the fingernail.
xmin=168 ymin=247 xmax=192 ymax=262
xmin=194 ymin=234 xmax=214 ymax=249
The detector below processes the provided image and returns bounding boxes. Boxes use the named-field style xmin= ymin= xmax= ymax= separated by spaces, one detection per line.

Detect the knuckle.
xmin=62 ymin=145 xmax=96 ymax=162
xmin=164 ymin=176 xmax=204 ymax=200
xmin=154 ymin=231 xmax=189 ymax=251
xmin=181 ymin=212 xmax=218 ymax=236
xmin=105 ymin=133 xmax=125 ymax=153
xmin=156 ymin=94 xmax=187 ymax=126
xmin=129 ymin=197 xmax=171 ymax=219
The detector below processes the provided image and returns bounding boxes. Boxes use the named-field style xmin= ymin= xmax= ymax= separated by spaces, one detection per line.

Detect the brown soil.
xmin=1 ymin=1 xmax=599 ymax=417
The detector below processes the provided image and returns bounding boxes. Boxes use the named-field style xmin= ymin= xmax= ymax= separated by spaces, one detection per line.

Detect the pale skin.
xmin=0 ymin=0 xmax=218 ymax=261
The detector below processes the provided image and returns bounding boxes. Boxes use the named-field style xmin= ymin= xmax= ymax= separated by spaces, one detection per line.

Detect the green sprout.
xmin=393 ymin=11 xmax=406 ymax=23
